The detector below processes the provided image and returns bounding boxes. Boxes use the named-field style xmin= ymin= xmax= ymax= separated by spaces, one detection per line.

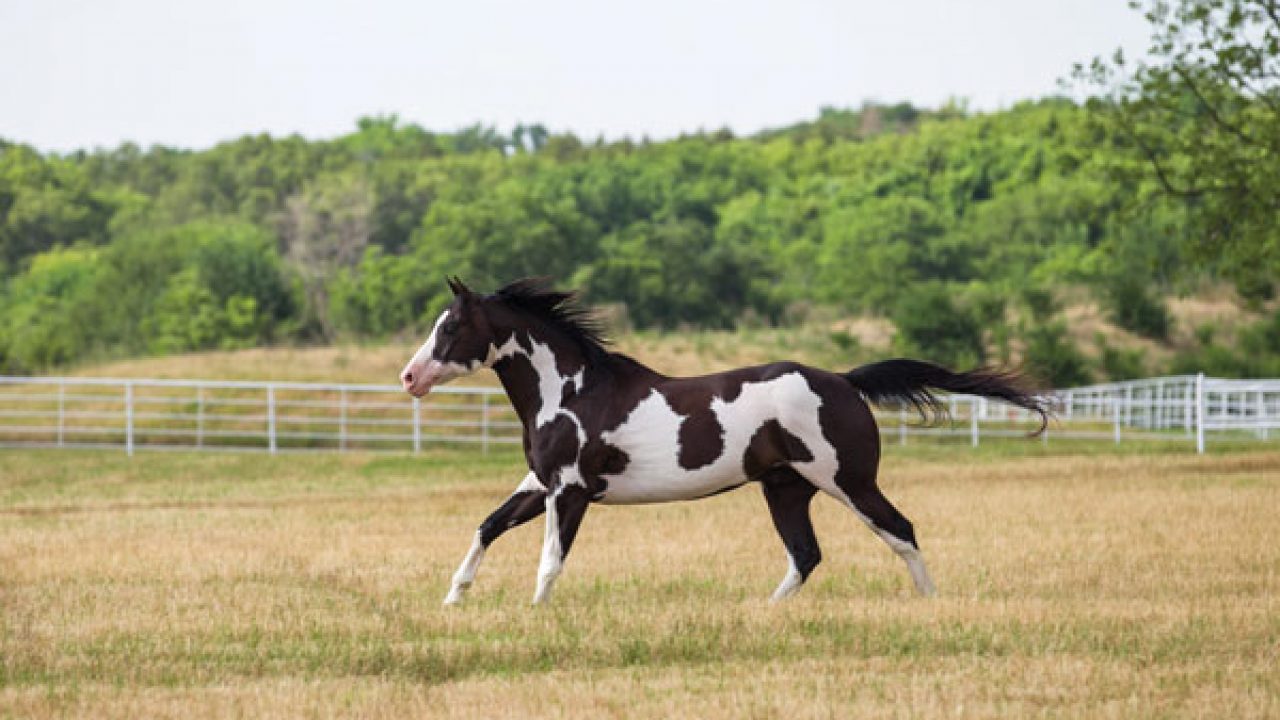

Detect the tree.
xmin=278 ymin=171 xmax=373 ymax=339
xmin=890 ymin=283 xmax=985 ymax=370
xmin=1075 ymin=0 xmax=1280 ymax=299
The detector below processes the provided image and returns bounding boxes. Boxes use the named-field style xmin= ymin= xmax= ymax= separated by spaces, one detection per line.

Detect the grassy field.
xmin=2 ymin=443 xmax=1278 ymax=719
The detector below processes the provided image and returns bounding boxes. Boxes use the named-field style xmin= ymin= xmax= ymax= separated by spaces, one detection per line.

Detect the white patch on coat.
xmin=487 ymin=333 xmax=582 ymax=432
xmin=408 ymin=310 xmax=450 ymax=367
xmin=488 ymin=335 xmax=524 ymax=367
xmin=402 ymin=309 xmax=484 ymax=390
xmin=526 ymin=338 xmax=574 ymax=428
xmin=514 ymin=470 xmax=545 ymax=494
xmin=598 ymin=372 xmax=841 ymax=505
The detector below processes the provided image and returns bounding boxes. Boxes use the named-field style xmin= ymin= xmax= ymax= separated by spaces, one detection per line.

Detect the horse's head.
xmin=400 ymin=278 xmax=497 ymax=398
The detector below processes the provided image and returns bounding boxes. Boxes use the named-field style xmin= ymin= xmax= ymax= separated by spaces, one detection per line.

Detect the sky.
xmin=0 ymin=0 xmax=1153 ymax=152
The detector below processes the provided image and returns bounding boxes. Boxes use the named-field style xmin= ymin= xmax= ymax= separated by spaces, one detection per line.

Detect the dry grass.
xmin=2 ymin=445 xmax=1278 ymax=718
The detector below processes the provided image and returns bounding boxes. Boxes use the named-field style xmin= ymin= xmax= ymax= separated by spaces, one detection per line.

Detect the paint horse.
xmin=400 ymin=278 xmax=1049 ymax=605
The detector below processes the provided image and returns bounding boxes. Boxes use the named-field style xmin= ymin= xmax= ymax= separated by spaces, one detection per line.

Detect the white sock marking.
xmin=532 ymin=495 xmax=563 ymax=604
xmin=770 ymin=554 xmax=805 ymax=602
xmin=444 ymin=532 xmax=486 ymax=605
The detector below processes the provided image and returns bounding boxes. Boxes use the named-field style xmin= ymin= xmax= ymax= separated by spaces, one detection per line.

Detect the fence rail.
xmin=0 ymin=373 xmax=1276 ymax=456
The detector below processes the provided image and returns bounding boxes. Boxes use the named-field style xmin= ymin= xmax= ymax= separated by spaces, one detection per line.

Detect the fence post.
xmin=970 ymin=400 xmax=979 ymax=448
xmin=412 ymin=397 xmax=421 ymax=454
xmin=1195 ymin=373 xmax=1206 ymax=454
xmin=898 ymin=407 xmax=907 ymax=446
xmin=1184 ymin=379 xmax=1193 ymax=436
xmin=481 ymin=393 xmax=491 ymax=454
xmin=339 ymin=388 xmax=348 ymax=452
xmin=1113 ymin=396 xmax=1121 ymax=445
xmin=57 ymin=379 xmax=65 ymax=448
xmin=124 ymin=382 xmax=134 ymax=457
xmin=1257 ymin=390 xmax=1267 ymax=441
xmin=196 ymin=386 xmax=204 ymax=448
xmin=1156 ymin=380 xmax=1165 ymax=429
xmin=267 ymin=386 xmax=277 ymax=454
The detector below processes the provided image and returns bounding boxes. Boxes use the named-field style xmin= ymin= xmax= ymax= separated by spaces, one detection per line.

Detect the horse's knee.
xmin=790 ymin=543 xmax=821 ymax=580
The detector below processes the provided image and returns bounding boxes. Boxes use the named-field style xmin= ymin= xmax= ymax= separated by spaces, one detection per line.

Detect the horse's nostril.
xmin=402 ymin=371 xmax=413 ymax=384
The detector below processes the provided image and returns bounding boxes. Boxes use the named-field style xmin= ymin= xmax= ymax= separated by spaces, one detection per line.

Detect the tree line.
xmin=1 ymin=91 xmax=1278 ymax=384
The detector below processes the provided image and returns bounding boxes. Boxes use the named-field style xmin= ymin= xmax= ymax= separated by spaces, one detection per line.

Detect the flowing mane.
xmin=492 ymin=277 xmax=611 ymax=358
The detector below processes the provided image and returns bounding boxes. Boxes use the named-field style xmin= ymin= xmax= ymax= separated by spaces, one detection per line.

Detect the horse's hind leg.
xmin=760 ymin=467 xmax=822 ymax=602
xmin=842 ymin=485 xmax=937 ymax=597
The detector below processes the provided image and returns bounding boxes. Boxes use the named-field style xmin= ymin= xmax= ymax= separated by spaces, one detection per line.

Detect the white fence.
xmin=0 ymin=373 xmax=1276 ymax=456
xmin=0 ymin=376 xmax=519 ymax=455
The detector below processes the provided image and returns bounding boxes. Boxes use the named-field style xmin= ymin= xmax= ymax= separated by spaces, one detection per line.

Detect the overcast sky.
xmin=0 ymin=0 xmax=1152 ymax=152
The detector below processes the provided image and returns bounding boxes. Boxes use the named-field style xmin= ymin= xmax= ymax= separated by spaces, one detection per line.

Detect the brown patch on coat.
xmin=743 ymin=419 xmax=814 ymax=479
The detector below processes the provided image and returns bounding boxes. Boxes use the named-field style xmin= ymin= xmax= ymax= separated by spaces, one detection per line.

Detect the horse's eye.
xmin=443 ymin=320 xmax=460 ymax=335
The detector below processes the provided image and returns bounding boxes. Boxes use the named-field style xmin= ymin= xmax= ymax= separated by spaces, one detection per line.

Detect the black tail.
xmin=844 ymin=358 xmax=1051 ymax=434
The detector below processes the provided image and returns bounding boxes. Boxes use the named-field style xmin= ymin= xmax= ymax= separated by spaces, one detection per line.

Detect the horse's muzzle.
xmin=400 ymin=361 xmax=447 ymax=398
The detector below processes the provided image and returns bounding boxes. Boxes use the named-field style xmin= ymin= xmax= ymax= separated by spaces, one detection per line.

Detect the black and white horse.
xmin=400 ymin=278 xmax=1048 ymax=605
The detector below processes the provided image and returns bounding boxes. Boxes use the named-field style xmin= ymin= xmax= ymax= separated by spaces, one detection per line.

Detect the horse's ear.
xmin=446 ymin=276 xmax=471 ymax=297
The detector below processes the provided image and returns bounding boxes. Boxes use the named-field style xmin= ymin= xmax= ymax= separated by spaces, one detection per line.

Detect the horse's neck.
xmin=491 ymin=330 xmax=594 ymax=430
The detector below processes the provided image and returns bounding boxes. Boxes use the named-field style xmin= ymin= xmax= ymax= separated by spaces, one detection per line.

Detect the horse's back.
xmin=595 ymin=361 xmax=876 ymax=505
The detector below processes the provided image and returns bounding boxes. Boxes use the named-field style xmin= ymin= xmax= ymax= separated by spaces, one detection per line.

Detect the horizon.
xmin=0 ymin=0 xmax=1150 ymax=153
xmin=2 ymin=97 xmax=1072 ymax=155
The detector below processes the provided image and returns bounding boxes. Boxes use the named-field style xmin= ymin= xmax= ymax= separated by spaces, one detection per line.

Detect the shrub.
xmin=891 ymin=283 xmax=985 ymax=370
xmin=1022 ymin=321 xmax=1091 ymax=388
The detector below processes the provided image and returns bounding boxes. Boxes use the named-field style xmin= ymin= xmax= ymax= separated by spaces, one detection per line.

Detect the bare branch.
xmin=1263 ymin=0 xmax=1280 ymax=34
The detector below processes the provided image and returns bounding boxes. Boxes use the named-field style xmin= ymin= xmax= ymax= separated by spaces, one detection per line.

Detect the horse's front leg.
xmin=444 ymin=471 xmax=546 ymax=605
xmin=532 ymin=483 xmax=592 ymax=605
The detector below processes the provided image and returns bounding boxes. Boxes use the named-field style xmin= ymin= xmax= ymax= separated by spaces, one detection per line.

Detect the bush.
xmin=890 ymin=283 xmax=985 ymax=370
xmin=1100 ymin=274 xmax=1170 ymax=340
xmin=1096 ymin=335 xmax=1146 ymax=381
xmin=1022 ymin=321 xmax=1091 ymax=388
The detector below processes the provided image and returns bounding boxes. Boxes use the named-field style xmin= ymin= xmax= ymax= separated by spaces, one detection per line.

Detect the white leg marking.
xmin=532 ymin=495 xmax=563 ymax=605
xmin=514 ymin=470 xmax=545 ymax=494
xmin=443 ymin=532 xmax=486 ymax=605
xmin=770 ymin=554 xmax=805 ymax=602
xmin=876 ymin=529 xmax=937 ymax=597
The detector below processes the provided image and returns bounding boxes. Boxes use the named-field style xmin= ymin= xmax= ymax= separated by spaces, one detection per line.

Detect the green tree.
xmin=0 ymin=247 xmax=101 ymax=371
xmin=1076 ymin=0 xmax=1280 ymax=299
xmin=890 ymin=283 xmax=985 ymax=370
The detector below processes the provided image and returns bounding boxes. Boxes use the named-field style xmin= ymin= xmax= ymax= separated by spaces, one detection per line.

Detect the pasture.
xmin=2 ymin=444 xmax=1277 ymax=718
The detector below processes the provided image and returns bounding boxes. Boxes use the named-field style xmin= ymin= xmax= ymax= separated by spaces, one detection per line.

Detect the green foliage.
xmin=1172 ymin=309 xmax=1280 ymax=378
xmin=0 ymin=98 xmax=1260 ymax=381
xmin=1022 ymin=321 xmax=1092 ymax=388
xmin=1100 ymin=273 xmax=1171 ymax=340
xmin=1096 ymin=335 xmax=1147 ymax=381
xmin=1076 ymin=0 xmax=1280 ymax=298
xmin=0 ymin=247 xmax=100 ymax=370
xmin=890 ymin=283 xmax=985 ymax=370
xmin=0 ymin=221 xmax=292 ymax=372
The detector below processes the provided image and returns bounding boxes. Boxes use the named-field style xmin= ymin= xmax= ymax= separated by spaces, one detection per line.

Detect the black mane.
xmin=491 ymin=277 xmax=610 ymax=357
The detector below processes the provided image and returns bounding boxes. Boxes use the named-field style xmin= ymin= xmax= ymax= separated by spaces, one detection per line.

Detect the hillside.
xmin=61 ymin=294 xmax=1266 ymax=388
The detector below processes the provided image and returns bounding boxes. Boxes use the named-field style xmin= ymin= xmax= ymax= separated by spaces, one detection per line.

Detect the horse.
xmin=400 ymin=277 xmax=1049 ymax=605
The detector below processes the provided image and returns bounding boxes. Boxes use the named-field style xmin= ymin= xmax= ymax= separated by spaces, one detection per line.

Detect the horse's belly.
xmin=596 ymin=460 xmax=746 ymax=505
